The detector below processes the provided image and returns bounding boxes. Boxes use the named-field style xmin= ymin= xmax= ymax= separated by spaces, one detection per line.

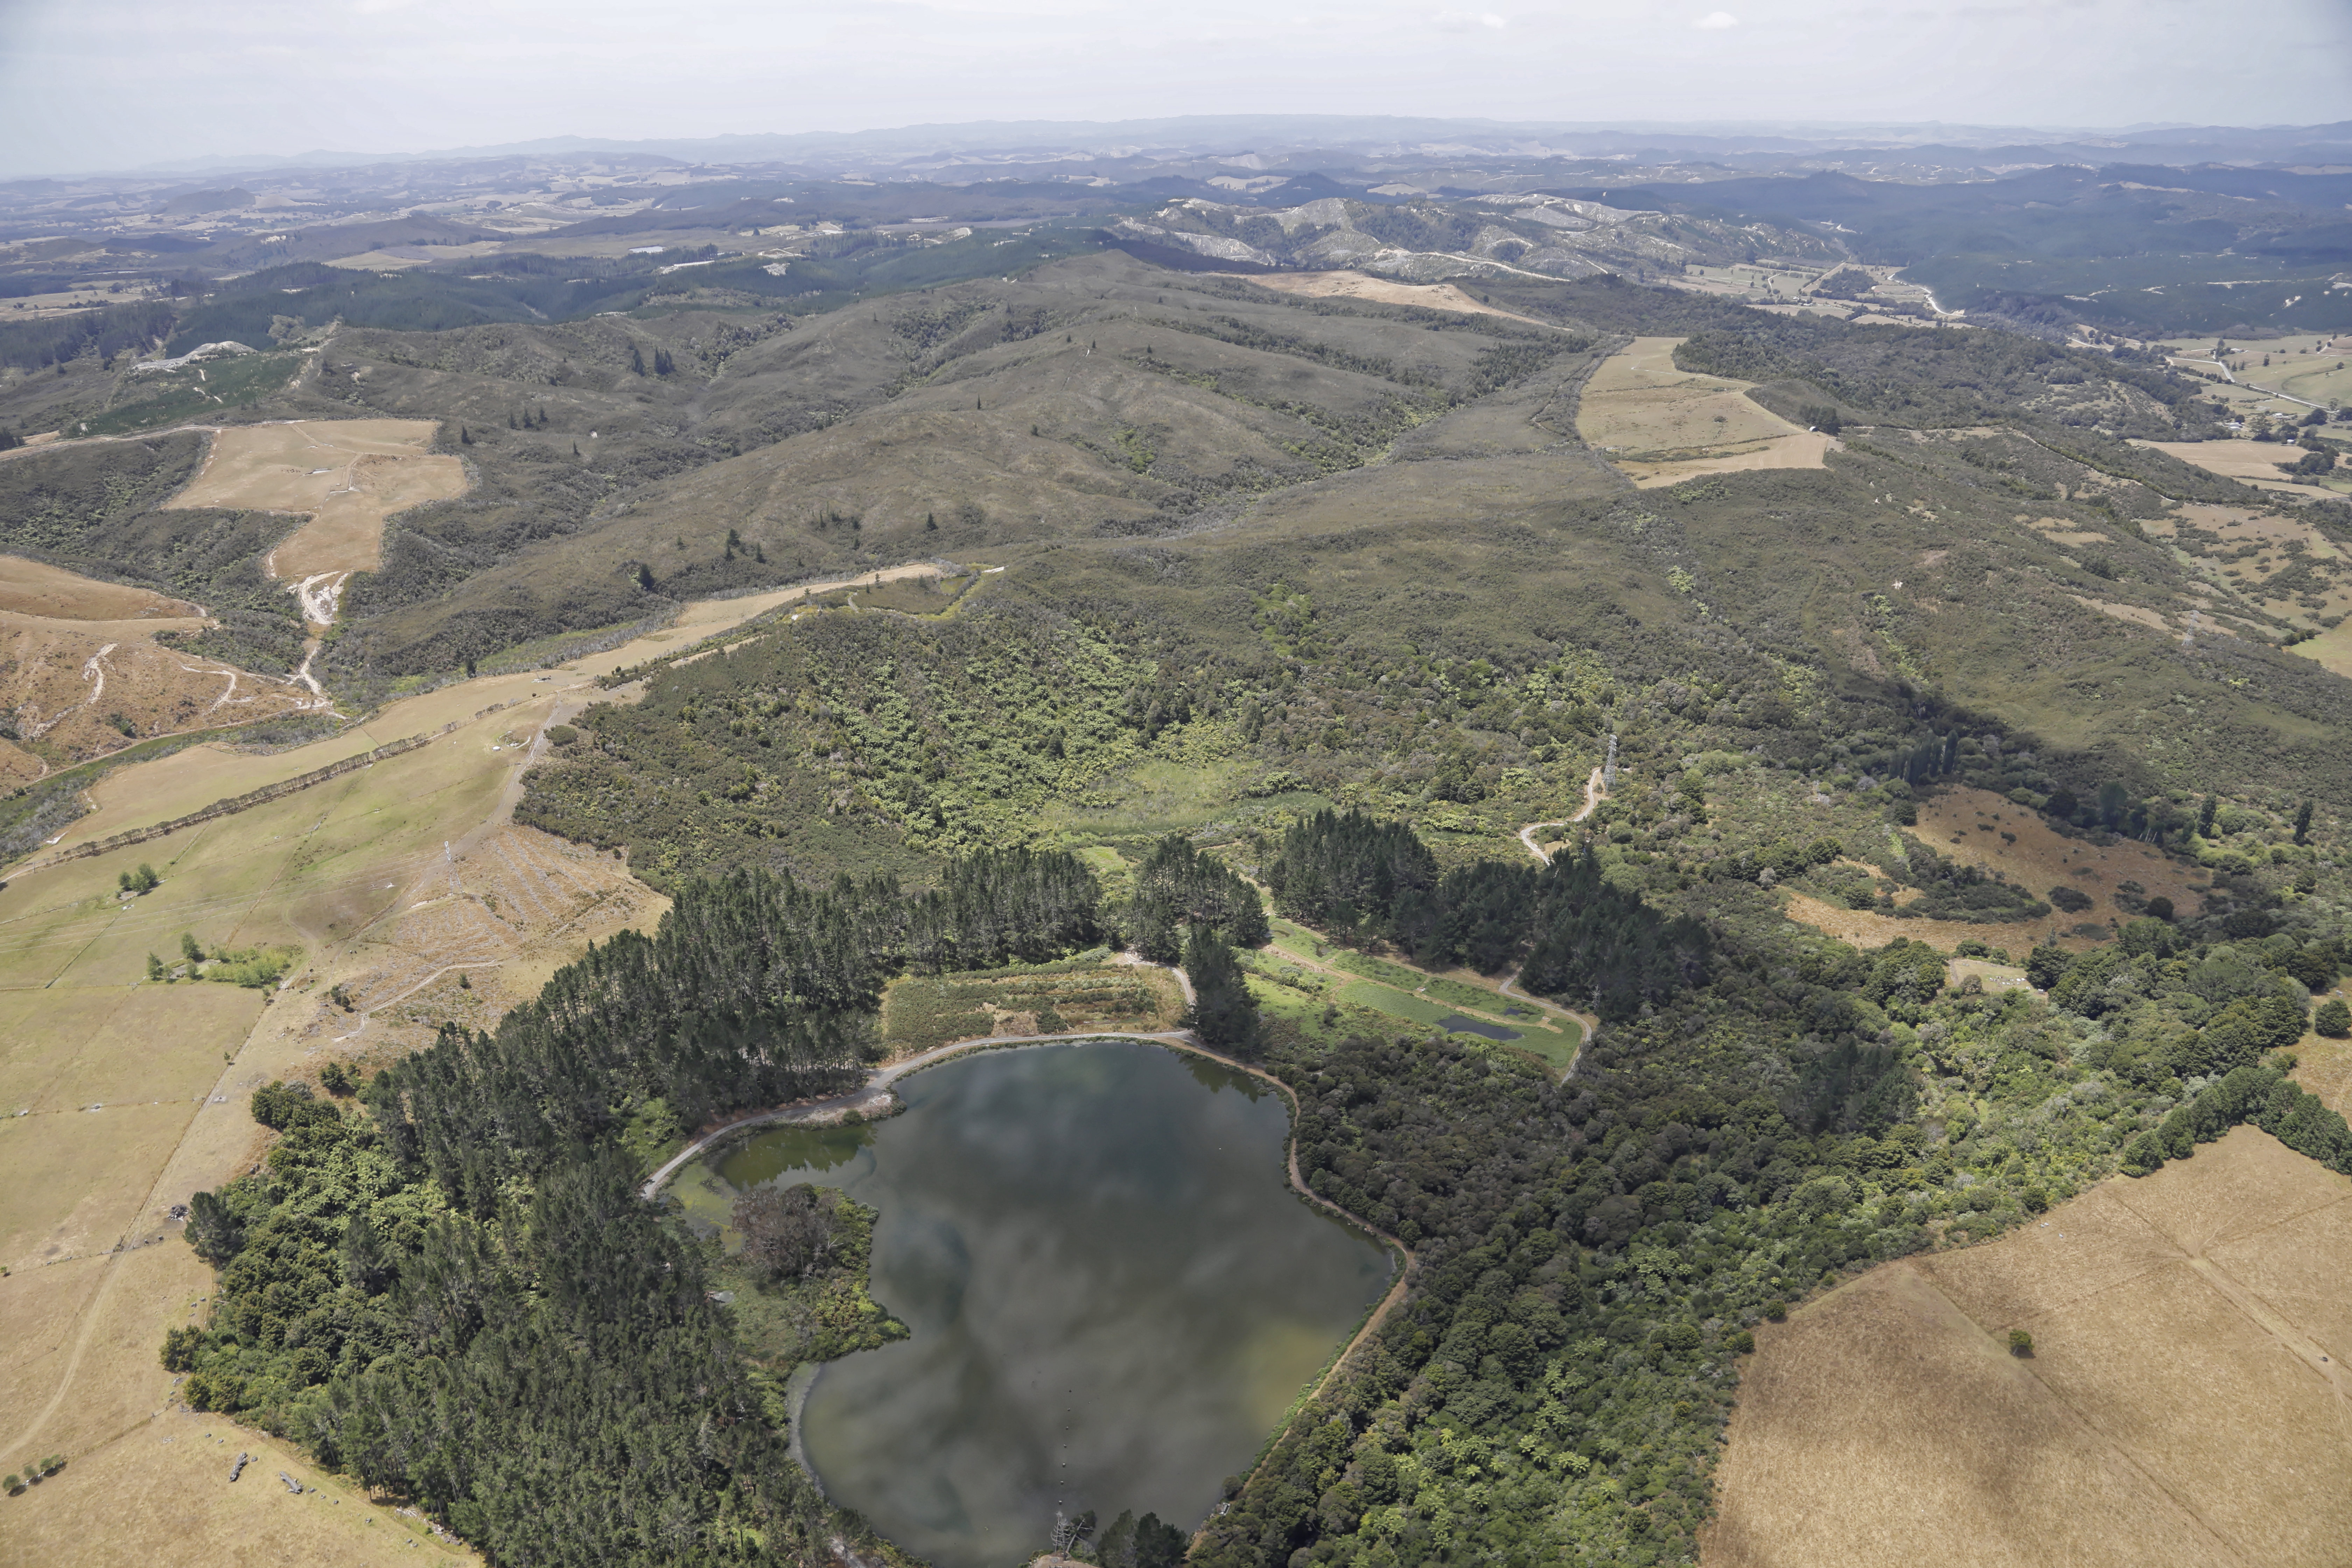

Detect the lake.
xmin=704 ymin=1040 xmax=1393 ymax=1568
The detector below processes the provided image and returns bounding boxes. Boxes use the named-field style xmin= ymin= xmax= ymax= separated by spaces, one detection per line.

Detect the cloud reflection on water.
xmin=731 ymin=1041 xmax=1388 ymax=1568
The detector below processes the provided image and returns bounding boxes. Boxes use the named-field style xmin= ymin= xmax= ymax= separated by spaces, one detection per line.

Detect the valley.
xmin=0 ymin=112 xmax=2349 ymax=1568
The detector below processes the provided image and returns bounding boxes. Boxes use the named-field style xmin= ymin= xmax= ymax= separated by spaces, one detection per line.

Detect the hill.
xmin=5 ymin=197 xmax=2352 ymax=1568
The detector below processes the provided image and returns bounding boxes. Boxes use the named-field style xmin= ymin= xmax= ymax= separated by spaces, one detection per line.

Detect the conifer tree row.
xmin=1267 ymin=809 xmax=1710 ymax=1018
xmin=1128 ymin=833 xmax=1270 ymax=962
xmin=909 ymin=845 xmax=1104 ymax=971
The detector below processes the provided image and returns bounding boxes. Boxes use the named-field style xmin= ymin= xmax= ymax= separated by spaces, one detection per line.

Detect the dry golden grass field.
xmin=0 ymin=586 xmax=844 ymax=1566
xmin=2287 ymin=621 xmax=2352 ymax=681
xmin=166 ymin=420 xmax=466 ymax=609
xmin=1704 ymin=1126 xmax=2352 ymax=1568
xmin=1783 ymin=786 xmax=2196 ymax=954
xmin=0 ymin=556 xmax=197 ymax=622
xmin=1575 ymin=336 xmax=1834 ymax=488
xmin=1236 ymin=270 xmax=1547 ymax=324
xmin=2294 ymin=1015 xmax=2352 ymax=1118
xmin=1916 ymin=786 xmax=2205 ymax=921
xmin=2130 ymin=439 xmax=2345 ymax=498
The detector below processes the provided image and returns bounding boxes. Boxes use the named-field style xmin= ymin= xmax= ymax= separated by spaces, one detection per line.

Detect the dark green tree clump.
xmin=736 ymin=1183 xmax=840 ymax=1282
xmin=1402 ymin=859 xmax=1541 ymax=975
xmin=1521 ymin=848 xmax=1713 ymax=1021
xmin=1127 ymin=833 xmax=1268 ymax=962
xmin=1267 ymin=808 xmax=1437 ymax=942
xmin=1183 ymin=928 xmax=1263 ymax=1056
xmin=1096 ymin=1508 xmax=1188 ymax=1568
xmin=1267 ymin=811 xmax=1706 ymax=1016
xmin=907 ymin=846 xmax=1103 ymax=970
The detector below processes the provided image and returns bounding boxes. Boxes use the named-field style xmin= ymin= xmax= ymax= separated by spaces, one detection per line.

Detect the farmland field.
xmin=165 ymin=419 xmax=465 ymax=596
xmin=1705 ymin=1127 xmax=2352 ymax=1568
xmin=1575 ymin=335 xmax=1833 ymax=487
xmin=2130 ymin=438 xmax=2349 ymax=496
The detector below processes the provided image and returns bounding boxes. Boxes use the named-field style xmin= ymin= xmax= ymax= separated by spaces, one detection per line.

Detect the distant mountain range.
xmin=126 ymin=115 xmax=2352 ymax=182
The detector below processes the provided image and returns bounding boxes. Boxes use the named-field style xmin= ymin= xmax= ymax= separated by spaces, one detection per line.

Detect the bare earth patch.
xmin=1575 ymin=336 xmax=1833 ymax=488
xmin=0 ymin=611 xmax=319 ymax=766
xmin=166 ymin=420 xmax=467 ymax=625
xmin=1916 ymin=785 xmax=2203 ymax=921
xmin=1233 ymin=270 xmax=1547 ymax=324
xmin=1706 ymin=1127 xmax=2352 ymax=1568
xmin=1780 ymin=889 xmax=2077 ymax=955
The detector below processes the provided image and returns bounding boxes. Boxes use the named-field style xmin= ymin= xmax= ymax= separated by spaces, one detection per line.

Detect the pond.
xmin=1437 ymin=1014 xmax=1522 ymax=1041
xmin=699 ymin=1040 xmax=1393 ymax=1568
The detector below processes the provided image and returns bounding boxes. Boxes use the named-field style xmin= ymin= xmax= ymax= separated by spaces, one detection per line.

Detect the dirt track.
xmin=163 ymin=420 xmax=467 ymax=627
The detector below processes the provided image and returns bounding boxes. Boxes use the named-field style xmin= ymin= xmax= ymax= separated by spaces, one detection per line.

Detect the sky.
xmin=0 ymin=0 xmax=2345 ymax=176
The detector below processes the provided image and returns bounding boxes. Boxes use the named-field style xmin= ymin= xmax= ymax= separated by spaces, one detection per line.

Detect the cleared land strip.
xmin=10 ymin=701 xmax=523 ymax=875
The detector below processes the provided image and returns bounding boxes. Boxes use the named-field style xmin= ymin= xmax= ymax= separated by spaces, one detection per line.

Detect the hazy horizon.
xmin=0 ymin=0 xmax=2345 ymax=180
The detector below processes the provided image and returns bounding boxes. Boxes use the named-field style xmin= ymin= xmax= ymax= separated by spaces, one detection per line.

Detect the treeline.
xmin=0 ymin=299 xmax=175 ymax=370
xmin=908 ymin=845 xmax=1104 ymax=969
xmin=1128 ymin=834 xmax=1269 ymax=962
xmin=169 ymin=852 xmax=1117 ymax=1564
xmin=2121 ymin=1064 xmax=2352 ymax=1176
xmin=1267 ymin=809 xmax=1708 ymax=1019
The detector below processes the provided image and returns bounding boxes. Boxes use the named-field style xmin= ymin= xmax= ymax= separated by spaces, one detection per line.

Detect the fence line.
xmin=12 ymin=700 xmax=520 ymax=875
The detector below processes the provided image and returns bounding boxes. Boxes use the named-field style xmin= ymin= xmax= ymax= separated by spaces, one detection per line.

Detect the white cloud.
xmin=0 ymin=0 xmax=2348 ymax=176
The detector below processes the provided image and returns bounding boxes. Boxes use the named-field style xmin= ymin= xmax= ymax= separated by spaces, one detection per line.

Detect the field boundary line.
xmin=1894 ymin=1261 xmax=2257 ymax=1567
xmin=9 ymin=699 xmax=527 ymax=877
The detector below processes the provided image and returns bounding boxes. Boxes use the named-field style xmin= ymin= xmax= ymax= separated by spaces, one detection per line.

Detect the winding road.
xmin=1516 ymin=764 xmax=1606 ymax=863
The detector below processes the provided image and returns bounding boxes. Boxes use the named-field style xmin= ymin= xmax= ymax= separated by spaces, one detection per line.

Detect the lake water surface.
xmin=710 ymin=1040 xmax=1392 ymax=1568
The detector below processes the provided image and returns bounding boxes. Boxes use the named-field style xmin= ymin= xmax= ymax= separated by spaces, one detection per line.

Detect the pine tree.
xmin=1183 ymin=928 xmax=1261 ymax=1056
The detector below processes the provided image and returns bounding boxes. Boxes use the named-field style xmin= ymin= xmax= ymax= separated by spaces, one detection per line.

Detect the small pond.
xmin=1437 ymin=1015 xmax=1522 ymax=1041
xmin=694 ymin=1040 xmax=1393 ymax=1568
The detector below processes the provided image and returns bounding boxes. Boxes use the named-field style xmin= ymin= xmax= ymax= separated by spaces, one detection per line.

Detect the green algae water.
xmin=710 ymin=1040 xmax=1392 ymax=1568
